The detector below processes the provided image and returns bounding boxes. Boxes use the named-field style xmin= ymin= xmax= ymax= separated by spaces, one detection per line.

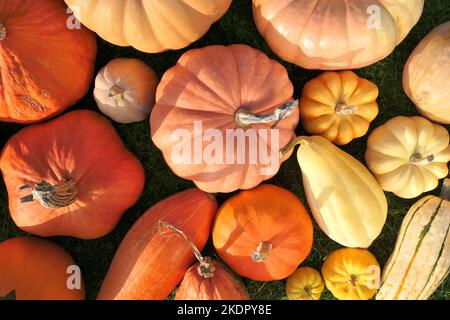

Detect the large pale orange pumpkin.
xmin=212 ymin=184 xmax=313 ymax=281
xmin=151 ymin=44 xmax=299 ymax=193
xmin=253 ymin=0 xmax=424 ymax=70
xmin=64 ymin=0 xmax=232 ymax=53
xmin=0 ymin=0 xmax=97 ymax=123
xmin=0 ymin=237 xmax=85 ymax=300
xmin=403 ymin=22 xmax=450 ymax=124
xmin=98 ymin=189 xmax=217 ymax=300
xmin=0 ymin=110 xmax=145 ymax=239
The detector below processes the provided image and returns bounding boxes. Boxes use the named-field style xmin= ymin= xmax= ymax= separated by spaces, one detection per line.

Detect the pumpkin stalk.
xmin=108 ymin=85 xmax=125 ymax=103
xmin=19 ymin=179 xmax=77 ymax=209
xmin=234 ymin=100 xmax=298 ymax=128
xmin=158 ymin=221 xmax=215 ymax=278
xmin=440 ymin=178 xmax=450 ymax=201
xmin=303 ymin=287 xmax=316 ymax=300
xmin=279 ymin=136 xmax=308 ymax=158
xmin=335 ymin=102 xmax=357 ymax=116
xmin=0 ymin=23 xmax=5 ymax=41
xmin=410 ymin=153 xmax=435 ymax=166
xmin=251 ymin=241 xmax=272 ymax=263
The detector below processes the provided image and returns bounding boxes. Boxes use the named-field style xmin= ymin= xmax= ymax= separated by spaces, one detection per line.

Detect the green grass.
xmin=1 ymin=0 xmax=450 ymax=300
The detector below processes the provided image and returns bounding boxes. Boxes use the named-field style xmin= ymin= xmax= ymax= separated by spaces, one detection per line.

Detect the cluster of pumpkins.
xmin=0 ymin=0 xmax=449 ymax=300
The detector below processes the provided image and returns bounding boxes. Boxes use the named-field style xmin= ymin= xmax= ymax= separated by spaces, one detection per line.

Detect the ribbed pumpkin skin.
xmin=0 ymin=0 xmax=97 ymax=123
xmin=253 ymin=0 xmax=423 ymax=70
xmin=98 ymin=189 xmax=217 ymax=300
xmin=0 ymin=237 xmax=85 ymax=300
xmin=295 ymin=136 xmax=387 ymax=248
xmin=403 ymin=22 xmax=450 ymax=124
xmin=0 ymin=110 xmax=145 ymax=239
xmin=377 ymin=186 xmax=450 ymax=300
xmin=64 ymin=0 xmax=232 ymax=53
xmin=175 ymin=260 xmax=250 ymax=300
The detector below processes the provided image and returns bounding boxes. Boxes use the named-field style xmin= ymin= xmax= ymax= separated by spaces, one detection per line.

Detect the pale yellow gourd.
xmin=365 ymin=116 xmax=450 ymax=199
xmin=286 ymin=267 xmax=324 ymax=300
xmin=281 ymin=135 xmax=388 ymax=248
xmin=377 ymin=179 xmax=450 ymax=300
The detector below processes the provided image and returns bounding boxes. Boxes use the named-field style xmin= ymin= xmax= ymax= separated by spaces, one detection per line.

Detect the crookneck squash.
xmin=0 ymin=237 xmax=85 ymax=300
xmin=300 ymin=71 xmax=379 ymax=145
xmin=64 ymin=0 xmax=232 ymax=53
xmin=94 ymin=58 xmax=159 ymax=123
xmin=377 ymin=179 xmax=450 ymax=300
xmin=281 ymin=135 xmax=387 ymax=248
xmin=0 ymin=110 xmax=145 ymax=239
xmin=151 ymin=44 xmax=299 ymax=193
xmin=0 ymin=0 xmax=97 ymax=123
xmin=98 ymin=189 xmax=217 ymax=300
xmin=212 ymin=184 xmax=313 ymax=281
xmin=365 ymin=116 xmax=450 ymax=199
xmin=253 ymin=0 xmax=424 ymax=70
xmin=403 ymin=22 xmax=450 ymax=124
xmin=286 ymin=267 xmax=324 ymax=300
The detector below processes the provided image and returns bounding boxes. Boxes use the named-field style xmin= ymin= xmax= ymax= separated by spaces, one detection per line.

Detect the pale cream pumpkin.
xmin=253 ymin=0 xmax=424 ymax=70
xmin=64 ymin=0 xmax=232 ymax=53
xmin=94 ymin=58 xmax=159 ymax=123
xmin=300 ymin=71 xmax=379 ymax=145
xmin=403 ymin=22 xmax=450 ymax=124
xmin=281 ymin=135 xmax=388 ymax=248
xmin=365 ymin=116 xmax=450 ymax=199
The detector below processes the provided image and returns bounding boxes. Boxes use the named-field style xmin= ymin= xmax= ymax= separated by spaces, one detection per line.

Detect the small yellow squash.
xmin=365 ymin=116 xmax=450 ymax=199
xmin=377 ymin=179 xmax=450 ymax=300
xmin=281 ymin=135 xmax=387 ymax=248
xmin=322 ymin=248 xmax=380 ymax=300
xmin=300 ymin=71 xmax=379 ymax=145
xmin=286 ymin=267 xmax=324 ymax=300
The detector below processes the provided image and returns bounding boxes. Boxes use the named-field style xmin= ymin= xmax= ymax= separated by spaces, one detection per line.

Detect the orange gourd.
xmin=98 ymin=189 xmax=217 ymax=300
xmin=0 ymin=110 xmax=145 ymax=239
xmin=0 ymin=0 xmax=97 ymax=123
xmin=151 ymin=44 xmax=299 ymax=193
xmin=212 ymin=184 xmax=313 ymax=281
xmin=0 ymin=237 xmax=85 ymax=300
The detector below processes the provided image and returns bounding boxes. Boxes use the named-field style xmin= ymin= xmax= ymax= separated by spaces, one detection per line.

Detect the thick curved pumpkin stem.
xmin=0 ymin=23 xmax=5 ymax=41
xmin=279 ymin=136 xmax=308 ymax=159
xmin=251 ymin=241 xmax=272 ymax=263
xmin=410 ymin=153 xmax=435 ymax=166
xmin=335 ymin=102 xmax=357 ymax=116
xmin=19 ymin=179 xmax=77 ymax=209
xmin=234 ymin=100 xmax=298 ymax=128
xmin=440 ymin=178 xmax=450 ymax=201
xmin=158 ymin=221 xmax=215 ymax=278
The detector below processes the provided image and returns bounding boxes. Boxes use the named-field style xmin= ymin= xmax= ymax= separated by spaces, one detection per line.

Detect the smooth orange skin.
xmin=0 ymin=237 xmax=85 ymax=300
xmin=0 ymin=110 xmax=145 ymax=239
xmin=175 ymin=260 xmax=249 ymax=300
xmin=212 ymin=184 xmax=313 ymax=281
xmin=0 ymin=0 xmax=97 ymax=123
xmin=98 ymin=189 xmax=217 ymax=300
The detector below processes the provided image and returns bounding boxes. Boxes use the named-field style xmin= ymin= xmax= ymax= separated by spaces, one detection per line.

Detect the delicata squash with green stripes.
xmin=377 ymin=179 xmax=450 ymax=300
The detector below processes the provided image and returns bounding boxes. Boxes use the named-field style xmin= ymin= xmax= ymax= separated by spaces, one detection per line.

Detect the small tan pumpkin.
xmin=300 ymin=71 xmax=379 ymax=145
xmin=286 ymin=267 xmax=324 ymax=300
xmin=365 ymin=116 xmax=450 ymax=199
xmin=94 ymin=58 xmax=159 ymax=123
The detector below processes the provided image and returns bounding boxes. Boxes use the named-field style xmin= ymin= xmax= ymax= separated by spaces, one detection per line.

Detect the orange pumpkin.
xmin=212 ymin=184 xmax=313 ymax=281
xmin=98 ymin=189 xmax=217 ymax=300
xmin=253 ymin=0 xmax=424 ymax=70
xmin=0 ymin=0 xmax=97 ymax=123
xmin=151 ymin=44 xmax=299 ymax=193
xmin=0 ymin=110 xmax=145 ymax=239
xmin=0 ymin=237 xmax=85 ymax=300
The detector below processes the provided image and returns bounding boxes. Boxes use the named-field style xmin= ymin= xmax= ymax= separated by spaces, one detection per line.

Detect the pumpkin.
xmin=0 ymin=110 xmax=145 ymax=239
xmin=403 ymin=22 xmax=450 ymax=124
xmin=286 ymin=267 xmax=324 ymax=300
xmin=94 ymin=58 xmax=159 ymax=124
xmin=151 ymin=44 xmax=299 ymax=193
xmin=164 ymin=223 xmax=249 ymax=300
xmin=0 ymin=237 xmax=85 ymax=300
xmin=212 ymin=184 xmax=313 ymax=281
xmin=98 ymin=188 xmax=217 ymax=300
xmin=281 ymin=135 xmax=387 ymax=248
xmin=377 ymin=178 xmax=450 ymax=300
xmin=64 ymin=0 xmax=232 ymax=53
xmin=253 ymin=0 xmax=424 ymax=70
xmin=322 ymin=248 xmax=380 ymax=300
xmin=365 ymin=116 xmax=450 ymax=199
xmin=0 ymin=0 xmax=97 ymax=123
xmin=300 ymin=71 xmax=379 ymax=145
